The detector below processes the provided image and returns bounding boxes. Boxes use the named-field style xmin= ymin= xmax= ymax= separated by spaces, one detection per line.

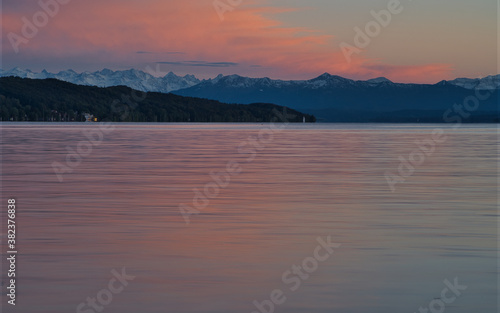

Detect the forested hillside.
xmin=0 ymin=77 xmax=315 ymax=123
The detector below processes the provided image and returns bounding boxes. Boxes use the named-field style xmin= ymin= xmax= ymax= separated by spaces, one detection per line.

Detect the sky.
xmin=1 ymin=0 xmax=498 ymax=83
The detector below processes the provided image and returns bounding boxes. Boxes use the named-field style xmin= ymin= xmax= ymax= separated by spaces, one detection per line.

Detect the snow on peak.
xmin=307 ymin=73 xmax=355 ymax=88
xmin=2 ymin=68 xmax=498 ymax=93
xmin=0 ymin=68 xmax=201 ymax=93
xmin=447 ymin=74 xmax=500 ymax=90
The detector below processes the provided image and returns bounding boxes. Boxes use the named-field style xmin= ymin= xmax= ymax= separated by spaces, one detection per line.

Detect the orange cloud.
xmin=1 ymin=0 xmax=453 ymax=83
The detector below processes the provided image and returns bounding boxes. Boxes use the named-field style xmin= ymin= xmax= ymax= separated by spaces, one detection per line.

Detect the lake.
xmin=1 ymin=123 xmax=497 ymax=313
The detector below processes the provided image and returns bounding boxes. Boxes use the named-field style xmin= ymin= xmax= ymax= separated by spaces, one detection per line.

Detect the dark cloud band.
xmin=157 ymin=61 xmax=239 ymax=67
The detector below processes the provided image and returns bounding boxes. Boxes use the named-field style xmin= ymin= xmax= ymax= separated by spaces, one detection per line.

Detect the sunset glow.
xmin=1 ymin=0 xmax=497 ymax=83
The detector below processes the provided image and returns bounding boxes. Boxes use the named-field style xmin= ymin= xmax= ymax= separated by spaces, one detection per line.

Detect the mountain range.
xmin=0 ymin=67 xmax=200 ymax=93
xmin=174 ymin=73 xmax=499 ymax=122
xmin=2 ymin=68 xmax=499 ymax=93
xmin=1 ymin=68 xmax=498 ymax=122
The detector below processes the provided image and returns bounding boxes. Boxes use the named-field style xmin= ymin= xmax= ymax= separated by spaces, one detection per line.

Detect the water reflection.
xmin=1 ymin=123 xmax=497 ymax=313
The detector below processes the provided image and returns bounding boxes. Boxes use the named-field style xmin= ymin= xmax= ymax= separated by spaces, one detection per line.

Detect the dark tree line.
xmin=0 ymin=77 xmax=316 ymax=123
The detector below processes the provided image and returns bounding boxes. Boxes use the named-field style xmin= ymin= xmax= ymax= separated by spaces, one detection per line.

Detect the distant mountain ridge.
xmin=2 ymin=68 xmax=499 ymax=92
xmin=1 ymin=68 xmax=498 ymax=122
xmin=173 ymin=73 xmax=499 ymax=122
xmin=446 ymin=75 xmax=500 ymax=90
xmin=0 ymin=67 xmax=200 ymax=93
xmin=199 ymin=72 xmax=401 ymax=90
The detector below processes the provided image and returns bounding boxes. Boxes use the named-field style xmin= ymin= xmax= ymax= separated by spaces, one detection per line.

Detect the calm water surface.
xmin=1 ymin=123 xmax=497 ymax=313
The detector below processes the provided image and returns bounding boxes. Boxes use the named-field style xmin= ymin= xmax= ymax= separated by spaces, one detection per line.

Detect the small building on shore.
xmin=84 ymin=113 xmax=98 ymax=122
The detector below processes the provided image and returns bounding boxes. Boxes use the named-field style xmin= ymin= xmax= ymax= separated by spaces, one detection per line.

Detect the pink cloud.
xmin=1 ymin=0 xmax=453 ymax=83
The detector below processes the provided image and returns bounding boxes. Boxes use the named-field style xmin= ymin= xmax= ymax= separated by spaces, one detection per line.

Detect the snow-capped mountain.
xmin=3 ymin=67 xmax=498 ymax=93
xmin=196 ymin=72 xmax=500 ymax=90
xmin=202 ymin=73 xmax=397 ymax=90
xmin=1 ymin=68 xmax=497 ymax=122
xmin=0 ymin=67 xmax=200 ymax=93
xmin=447 ymin=74 xmax=500 ymax=90
xmin=0 ymin=68 xmax=401 ymax=94
xmin=173 ymin=72 xmax=498 ymax=122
